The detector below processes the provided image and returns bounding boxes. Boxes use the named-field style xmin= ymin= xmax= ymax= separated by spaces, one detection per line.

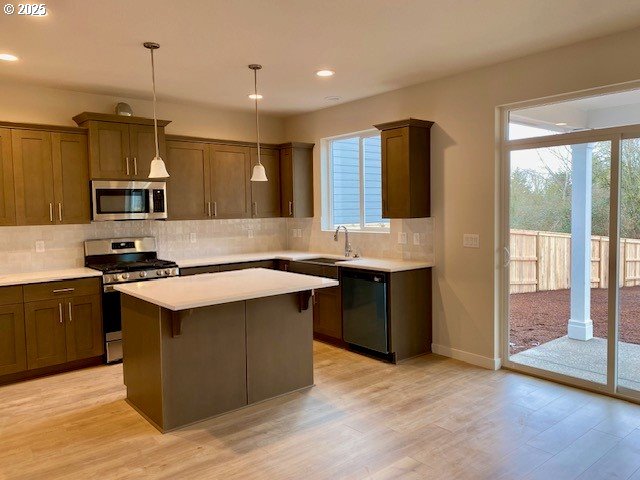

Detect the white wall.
xmin=283 ymin=27 xmax=640 ymax=368
xmin=0 ymin=79 xmax=286 ymax=143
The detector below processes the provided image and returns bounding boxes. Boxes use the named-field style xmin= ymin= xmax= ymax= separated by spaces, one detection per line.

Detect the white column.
xmin=568 ymin=143 xmax=594 ymax=341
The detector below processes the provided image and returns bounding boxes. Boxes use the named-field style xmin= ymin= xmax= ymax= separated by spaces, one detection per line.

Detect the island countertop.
xmin=114 ymin=268 xmax=338 ymax=311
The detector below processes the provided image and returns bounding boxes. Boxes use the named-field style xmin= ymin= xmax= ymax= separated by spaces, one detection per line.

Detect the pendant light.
xmin=249 ymin=64 xmax=268 ymax=182
xmin=144 ymin=42 xmax=170 ymax=178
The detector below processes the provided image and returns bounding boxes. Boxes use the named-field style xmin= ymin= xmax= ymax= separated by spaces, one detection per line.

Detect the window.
xmin=324 ymin=131 xmax=389 ymax=231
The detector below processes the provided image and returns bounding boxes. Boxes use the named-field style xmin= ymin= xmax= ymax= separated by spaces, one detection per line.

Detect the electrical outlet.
xmin=463 ymin=233 xmax=480 ymax=248
xmin=248 ymin=229 xmax=254 ymax=239
xmin=296 ymin=229 xmax=302 ymax=238
xmin=189 ymin=233 xmax=197 ymax=244
xmin=35 ymin=240 xmax=45 ymax=253
xmin=398 ymin=232 xmax=407 ymax=245
xmin=291 ymin=229 xmax=297 ymax=238
xmin=413 ymin=233 xmax=420 ymax=245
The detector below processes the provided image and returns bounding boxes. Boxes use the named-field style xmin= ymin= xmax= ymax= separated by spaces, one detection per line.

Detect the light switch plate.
xmin=291 ymin=229 xmax=297 ymax=238
xmin=189 ymin=233 xmax=197 ymax=243
xmin=35 ymin=240 xmax=45 ymax=253
xmin=413 ymin=233 xmax=420 ymax=245
xmin=296 ymin=229 xmax=302 ymax=238
xmin=463 ymin=233 xmax=480 ymax=248
xmin=248 ymin=229 xmax=254 ymax=239
xmin=398 ymin=232 xmax=407 ymax=245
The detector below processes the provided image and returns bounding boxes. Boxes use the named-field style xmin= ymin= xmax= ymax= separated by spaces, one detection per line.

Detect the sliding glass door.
xmin=508 ymin=140 xmax=611 ymax=385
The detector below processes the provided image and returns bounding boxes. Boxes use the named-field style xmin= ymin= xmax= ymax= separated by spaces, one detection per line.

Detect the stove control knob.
xmin=104 ymin=275 xmax=111 ymax=283
xmin=156 ymin=269 xmax=164 ymax=276
xmin=164 ymin=269 xmax=172 ymax=276
xmin=121 ymin=273 xmax=130 ymax=280
xmin=139 ymin=271 xmax=147 ymax=278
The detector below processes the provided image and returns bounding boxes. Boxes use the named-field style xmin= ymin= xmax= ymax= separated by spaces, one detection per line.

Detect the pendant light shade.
xmin=144 ymin=42 xmax=169 ymax=179
xmin=249 ymin=64 xmax=267 ymax=182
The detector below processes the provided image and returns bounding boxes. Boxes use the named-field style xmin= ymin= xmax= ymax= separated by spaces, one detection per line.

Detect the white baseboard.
xmin=431 ymin=343 xmax=501 ymax=370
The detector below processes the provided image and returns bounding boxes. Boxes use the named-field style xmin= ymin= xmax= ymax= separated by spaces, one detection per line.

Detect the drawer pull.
xmin=52 ymin=288 xmax=75 ymax=294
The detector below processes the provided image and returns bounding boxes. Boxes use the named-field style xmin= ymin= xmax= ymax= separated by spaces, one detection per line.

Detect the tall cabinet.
xmin=279 ymin=142 xmax=314 ymax=218
xmin=11 ymin=128 xmax=90 ymax=225
xmin=0 ymin=129 xmax=16 ymax=226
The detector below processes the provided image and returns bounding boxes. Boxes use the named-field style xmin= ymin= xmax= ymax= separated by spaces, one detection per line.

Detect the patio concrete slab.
xmin=511 ymin=336 xmax=640 ymax=391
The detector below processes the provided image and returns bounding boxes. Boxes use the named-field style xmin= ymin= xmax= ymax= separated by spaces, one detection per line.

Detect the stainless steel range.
xmin=84 ymin=237 xmax=179 ymax=363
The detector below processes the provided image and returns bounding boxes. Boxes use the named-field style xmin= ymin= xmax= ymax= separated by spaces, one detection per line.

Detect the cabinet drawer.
xmin=219 ymin=260 xmax=275 ymax=272
xmin=23 ymin=278 xmax=101 ymax=302
xmin=180 ymin=265 xmax=221 ymax=276
xmin=0 ymin=286 xmax=23 ymax=306
xmin=288 ymin=262 xmax=339 ymax=279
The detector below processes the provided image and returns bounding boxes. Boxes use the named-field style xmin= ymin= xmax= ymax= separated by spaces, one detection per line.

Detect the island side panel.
xmin=160 ymin=302 xmax=248 ymax=431
xmin=121 ymin=295 xmax=164 ymax=430
xmin=246 ymin=292 xmax=313 ymax=404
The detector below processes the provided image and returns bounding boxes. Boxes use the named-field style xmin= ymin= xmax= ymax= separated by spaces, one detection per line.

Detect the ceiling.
xmin=2 ymin=0 xmax=640 ymax=115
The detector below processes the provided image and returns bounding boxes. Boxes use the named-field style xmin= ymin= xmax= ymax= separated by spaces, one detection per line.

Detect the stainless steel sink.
xmin=298 ymin=257 xmax=344 ymax=266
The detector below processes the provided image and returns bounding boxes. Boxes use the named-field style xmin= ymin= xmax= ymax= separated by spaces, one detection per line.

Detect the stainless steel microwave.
xmin=91 ymin=181 xmax=167 ymax=221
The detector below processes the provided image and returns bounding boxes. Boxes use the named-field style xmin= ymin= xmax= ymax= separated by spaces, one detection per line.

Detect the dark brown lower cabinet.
xmin=313 ymin=286 xmax=342 ymax=341
xmin=25 ymin=298 xmax=67 ymax=369
xmin=0 ymin=303 xmax=27 ymax=376
xmin=25 ymin=294 xmax=103 ymax=369
xmin=180 ymin=260 xmax=275 ymax=276
xmin=66 ymin=295 xmax=103 ymax=361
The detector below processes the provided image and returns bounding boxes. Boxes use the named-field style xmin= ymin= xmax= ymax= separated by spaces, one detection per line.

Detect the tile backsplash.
xmin=0 ymin=216 xmax=434 ymax=275
xmin=286 ymin=217 xmax=435 ymax=262
xmin=0 ymin=218 xmax=286 ymax=274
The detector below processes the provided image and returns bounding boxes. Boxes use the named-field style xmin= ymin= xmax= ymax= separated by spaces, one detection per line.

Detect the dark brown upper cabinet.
xmin=12 ymin=129 xmax=90 ymax=226
xmin=250 ymin=147 xmax=281 ymax=218
xmin=279 ymin=142 xmax=314 ymax=218
xmin=374 ymin=118 xmax=433 ymax=218
xmin=0 ymin=129 xmax=16 ymax=226
xmin=73 ymin=112 xmax=170 ymax=180
xmin=166 ymin=140 xmax=211 ymax=220
xmin=210 ymin=144 xmax=252 ymax=219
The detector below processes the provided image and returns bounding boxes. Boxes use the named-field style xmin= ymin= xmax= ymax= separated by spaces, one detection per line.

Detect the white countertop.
xmin=175 ymin=251 xmax=434 ymax=273
xmin=0 ymin=267 xmax=102 ymax=288
xmin=114 ymin=268 xmax=339 ymax=311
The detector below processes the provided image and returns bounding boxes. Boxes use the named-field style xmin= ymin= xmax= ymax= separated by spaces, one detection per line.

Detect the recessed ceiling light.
xmin=316 ymin=69 xmax=335 ymax=77
xmin=248 ymin=94 xmax=263 ymax=100
xmin=0 ymin=53 xmax=19 ymax=62
xmin=324 ymin=96 xmax=341 ymax=102
xmin=555 ymin=122 xmax=568 ymax=126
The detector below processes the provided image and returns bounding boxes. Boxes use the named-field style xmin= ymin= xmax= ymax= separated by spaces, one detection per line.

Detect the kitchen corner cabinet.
xmin=279 ymin=142 xmax=314 ymax=218
xmin=250 ymin=147 xmax=281 ymax=217
xmin=73 ymin=112 xmax=170 ymax=180
xmin=0 ymin=129 xmax=16 ymax=225
xmin=11 ymin=129 xmax=90 ymax=225
xmin=0 ymin=287 xmax=26 ymax=376
xmin=210 ymin=145 xmax=252 ymax=218
xmin=374 ymin=118 xmax=433 ymax=218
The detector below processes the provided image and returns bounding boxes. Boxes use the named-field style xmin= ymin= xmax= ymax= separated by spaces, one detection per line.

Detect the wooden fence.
xmin=510 ymin=229 xmax=640 ymax=294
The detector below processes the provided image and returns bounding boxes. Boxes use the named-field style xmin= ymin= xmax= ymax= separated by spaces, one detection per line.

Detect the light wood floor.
xmin=3 ymin=342 xmax=640 ymax=480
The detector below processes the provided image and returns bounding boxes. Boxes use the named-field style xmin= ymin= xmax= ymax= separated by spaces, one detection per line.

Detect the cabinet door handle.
xmin=126 ymin=157 xmax=130 ymax=175
xmin=213 ymin=201 xmax=217 ymax=217
xmin=52 ymin=287 xmax=75 ymax=294
xmin=288 ymin=201 xmax=293 ymax=216
xmin=207 ymin=202 xmax=211 ymax=217
xmin=58 ymin=303 xmax=63 ymax=324
xmin=68 ymin=302 xmax=73 ymax=322
xmin=58 ymin=203 xmax=63 ymax=222
xmin=253 ymin=202 xmax=258 ymax=217
xmin=49 ymin=203 xmax=53 ymax=223
xmin=133 ymin=157 xmax=138 ymax=175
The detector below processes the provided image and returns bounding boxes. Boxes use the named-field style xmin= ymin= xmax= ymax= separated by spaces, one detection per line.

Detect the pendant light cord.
xmin=254 ymin=68 xmax=262 ymax=166
xmin=150 ymin=48 xmax=160 ymax=159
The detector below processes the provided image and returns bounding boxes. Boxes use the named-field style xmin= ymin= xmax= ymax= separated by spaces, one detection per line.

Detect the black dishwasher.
xmin=342 ymin=269 xmax=389 ymax=354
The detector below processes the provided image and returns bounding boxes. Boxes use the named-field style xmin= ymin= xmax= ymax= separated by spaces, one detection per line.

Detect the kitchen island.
xmin=115 ymin=268 xmax=338 ymax=432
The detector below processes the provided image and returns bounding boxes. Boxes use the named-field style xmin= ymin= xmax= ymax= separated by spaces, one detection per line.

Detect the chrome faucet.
xmin=334 ymin=225 xmax=353 ymax=257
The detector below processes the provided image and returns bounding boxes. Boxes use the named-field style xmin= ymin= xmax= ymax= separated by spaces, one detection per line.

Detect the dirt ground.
xmin=509 ymin=286 xmax=640 ymax=354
